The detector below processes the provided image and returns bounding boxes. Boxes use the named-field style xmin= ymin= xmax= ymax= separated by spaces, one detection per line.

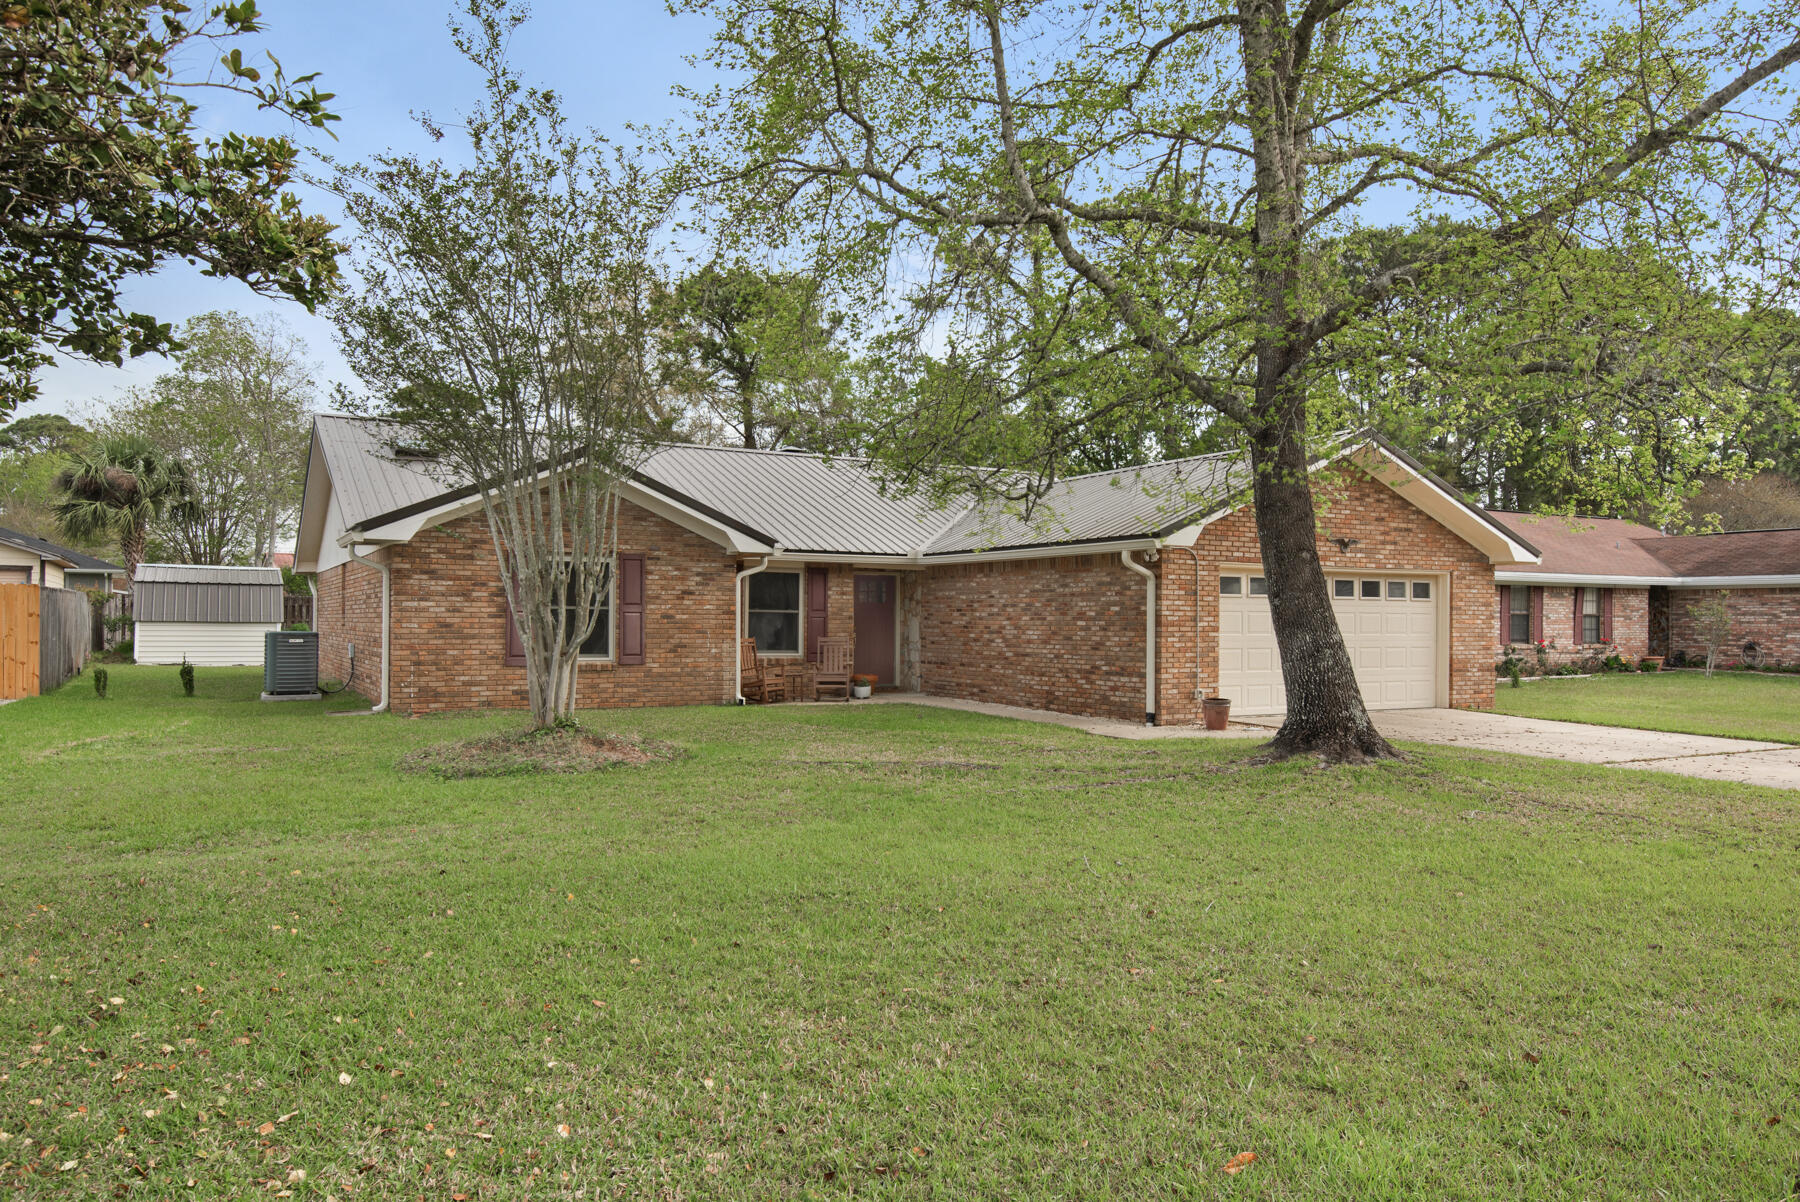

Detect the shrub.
xmin=93 ymin=668 xmax=108 ymax=699
xmin=1509 ymin=661 xmax=1523 ymax=688
xmin=179 ymin=657 xmax=195 ymax=697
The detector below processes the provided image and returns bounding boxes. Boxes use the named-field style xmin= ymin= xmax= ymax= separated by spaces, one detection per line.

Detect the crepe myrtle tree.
xmin=331 ymin=2 xmax=672 ymax=729
xmin=675 ymin=0 xmax=1800 ymax=761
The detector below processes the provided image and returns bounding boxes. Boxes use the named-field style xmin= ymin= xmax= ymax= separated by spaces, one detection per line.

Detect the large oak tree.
xmin=677 ymin=0 xmax=1800 ymax=760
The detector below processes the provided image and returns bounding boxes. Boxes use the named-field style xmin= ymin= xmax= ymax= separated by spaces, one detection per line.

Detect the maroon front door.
xmin=852 ymin=573 xmax=897 ymax=684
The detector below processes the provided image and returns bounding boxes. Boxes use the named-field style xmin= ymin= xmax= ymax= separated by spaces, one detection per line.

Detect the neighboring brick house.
xmin=294 ymin=416 xmax=1541 ymax=722
xmin=1486 ymin=513 xmax=1800 ymax=668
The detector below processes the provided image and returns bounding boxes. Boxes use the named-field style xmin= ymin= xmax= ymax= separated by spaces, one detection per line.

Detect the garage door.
xmin=1218 ymin=572 xmax=1439 ymax=715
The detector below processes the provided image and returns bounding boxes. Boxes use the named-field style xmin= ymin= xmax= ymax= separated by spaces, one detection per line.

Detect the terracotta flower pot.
xmin=1640 ymin=656 xmax=1665 ymax=672
xmin=1202 ymin=697 xmax=1232 ymax=731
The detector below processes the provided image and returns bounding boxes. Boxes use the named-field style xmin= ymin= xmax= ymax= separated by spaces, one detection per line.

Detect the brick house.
xmin=293 ymin=416 xmax=1541 ymax=722
xmin=1487 ymin=513 xmax=1800 ymax=668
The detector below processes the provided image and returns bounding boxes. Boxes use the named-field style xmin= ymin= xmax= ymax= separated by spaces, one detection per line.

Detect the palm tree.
xmin=53 ymin=435 xmax=194 ymax=579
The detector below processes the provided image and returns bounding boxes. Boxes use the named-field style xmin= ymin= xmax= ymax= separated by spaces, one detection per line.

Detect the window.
xmin=1386 ymin=579 xmax=1408 ymax=600
xmin=562 ymin=565 xmax=613 ymax=659
xmin=1509 ymin=586 xmax=1531 ymax=643
xmin=747 ymin=571 xmax=801 ymax=654
xmin=1361 ymin=579 xmax=1381 ymax=599
xmin=1218 ymin=576 xmax=1242 ymax=595
xmin=1333 ymin=578 xmax=1355 ymax=598
xmin=1412 ymin=581 xmax=1431 ymax=600
xmin=1248 ymin=576 xmax=1269 ymax=596
xmin=1581 ymin=587 xmax=1601 ymax=643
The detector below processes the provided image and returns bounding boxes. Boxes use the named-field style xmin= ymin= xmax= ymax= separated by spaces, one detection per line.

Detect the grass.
xmin=1493 ymin=668 xmax=1800 ymax=743
xmin=0 ymin=666 xmax=1796 ymax=1199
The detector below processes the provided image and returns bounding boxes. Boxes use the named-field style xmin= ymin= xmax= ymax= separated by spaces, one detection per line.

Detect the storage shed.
xmin=133 ymin=564 xmax=285 ymax=666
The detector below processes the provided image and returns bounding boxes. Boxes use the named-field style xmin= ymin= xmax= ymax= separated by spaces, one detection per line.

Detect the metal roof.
xmin=0 ymin=525 xmax=122 ymax=572
xmin=636 ymin=444 xmax=957 ymax=554
xmin=133 ymin=563 xmax=284 ymax=623
xmin=923 ymin=454 xmax=1246 ymax=554
xmin=314 ymin=416 xmax=465 ymax=530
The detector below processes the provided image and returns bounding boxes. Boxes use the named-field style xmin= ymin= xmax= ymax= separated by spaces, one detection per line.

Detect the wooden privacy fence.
xmin=95 ymin=591 xmax=132 ymax=650
xmin=39 ymin=586 xmax=90 ymax=694
xmin=1 ymin=582 xmax=39 ymax=699
xmin=284 ymin=592 xmax=313 ymax=629
xmin=0 ymin=584 xmax=91 ymax=699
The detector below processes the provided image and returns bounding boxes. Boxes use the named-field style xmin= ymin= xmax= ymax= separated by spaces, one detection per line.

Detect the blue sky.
xmin=20 ymin=0 xmax=717 ymax=423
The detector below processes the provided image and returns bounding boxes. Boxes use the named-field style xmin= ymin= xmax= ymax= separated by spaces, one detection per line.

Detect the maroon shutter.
xmin=504 ymin=591 xmax=526 ymax=667
xmin=1530 ymin=586 xmax=1544 ymax=643
xmin=806 ymin=566 xmax=829 ymax=661
xmin=1601 ymin=588 xmax=1614 ymax=643
xmin=1498 ymin=585 xmax=1509 ymax=642
xmin=1575 ymin=588 xmax=1586 ymax=643
xmin=618 ymin=554 xmax=645 ymax=665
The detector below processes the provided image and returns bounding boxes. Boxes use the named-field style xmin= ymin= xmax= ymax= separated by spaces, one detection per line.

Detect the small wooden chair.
xmin=814 ymin=637 xmax=853 ymax=701
xmin=740 ymin=638 xmax=786 ymax=704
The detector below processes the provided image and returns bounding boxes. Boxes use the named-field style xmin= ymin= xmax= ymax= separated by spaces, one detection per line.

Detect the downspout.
xmin=733 ymin=546 xmax=782 ymax=704
xmin=1122 ymin=548 xmax=1158 ymax=725
xmin=340 ymin=542 xmax=390 ymax=714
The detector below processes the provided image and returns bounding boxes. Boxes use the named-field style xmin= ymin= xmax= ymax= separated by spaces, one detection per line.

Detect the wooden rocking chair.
xmin=740 ymin=638 xmax=786 ymax=704
xmin=814 ymin=636 xmax=853 ymax=701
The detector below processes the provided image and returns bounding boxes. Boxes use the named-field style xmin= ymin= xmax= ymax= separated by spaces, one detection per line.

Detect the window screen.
xmin=748 ymin=571 xmax=801 ymax=653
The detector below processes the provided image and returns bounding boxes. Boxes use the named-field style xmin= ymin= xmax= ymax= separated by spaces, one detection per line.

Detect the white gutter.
xmin=339 ymin=538 xmax=390 ymax=714
xmin=1121 ymin=548 xmax=1158 ymax=725
xmin=733 ymin=546 xmax=783 ymax=704
xmin=1495 ymin=571 xmax=1800 ymax=588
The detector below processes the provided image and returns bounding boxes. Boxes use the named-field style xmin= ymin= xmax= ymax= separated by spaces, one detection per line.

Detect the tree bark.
xmin=1248 ymin=420 xmax=1401 ymax=762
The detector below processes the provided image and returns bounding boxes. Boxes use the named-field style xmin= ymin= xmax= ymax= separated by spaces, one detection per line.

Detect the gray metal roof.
xmin=925 ymin=454 xmax=1246 ymax=553
xmin=133 ymin=564 xmax=284 ymax=623
xmin=637 ymin=444 xmax=957 ymax=554
xmin=310 ymin=414 xmax=1256 ymax=557
xmin=314 ymin=415 xmax=465 ymax=529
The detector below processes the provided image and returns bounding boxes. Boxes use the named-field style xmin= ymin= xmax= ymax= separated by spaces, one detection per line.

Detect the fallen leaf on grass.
xmin=1220 ymin=1151 xmax=1257 ymax=1174
xmin=556 ymin=1123 xmax=571 ymax=1138
xmin=1522 ymin=1051 xmax=1541 ymax=1065
xmin=338 ymin=1072 xmax=354 ymax=1085
xmin=257 ymin=1122 xmax=276 ymax=1136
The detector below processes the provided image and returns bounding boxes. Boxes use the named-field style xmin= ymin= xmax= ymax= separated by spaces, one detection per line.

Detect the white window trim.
xmin=744 ymin=568 xmax=804 ymax=657
xmin=565 ymin=559 xmax=617 ymax=663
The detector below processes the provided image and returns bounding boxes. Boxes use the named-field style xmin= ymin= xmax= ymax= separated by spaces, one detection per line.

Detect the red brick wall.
xmin=918 ymin=553 xmax=1150 ymax=721
xmin=314 ymin=558 xmax=385 ymax=703
xmin=323 ymin=502 xmax=741 ymax=715
xmin=1667 ymin=587 xmax=1800 ymax=666
xmin=1157 ymin=466 xmax=1499 ymax=720
xmin=1495 ymin=585 xmax=1651 ymax=666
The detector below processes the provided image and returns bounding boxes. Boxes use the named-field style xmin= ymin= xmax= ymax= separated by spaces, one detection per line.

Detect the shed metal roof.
xmin=133 ymin=563 xmax=284 ymax=623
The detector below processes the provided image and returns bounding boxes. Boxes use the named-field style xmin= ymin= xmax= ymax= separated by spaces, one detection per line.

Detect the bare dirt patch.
xmin=400 ymin=728 xmax=681 ymax=779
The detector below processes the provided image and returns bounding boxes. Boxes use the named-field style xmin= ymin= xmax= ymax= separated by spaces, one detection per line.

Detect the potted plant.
xmin=1640 ymin=655 xmax=1665 ymax=671
xmin=851 ymin=674 xmax=876 ymax=699
xmin=1202 ymin=695 xmax=1232 ymax=730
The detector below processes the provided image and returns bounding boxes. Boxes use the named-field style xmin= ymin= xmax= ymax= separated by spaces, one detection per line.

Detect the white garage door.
xmin=1218 ymin=572 xmax=1439 ymax=715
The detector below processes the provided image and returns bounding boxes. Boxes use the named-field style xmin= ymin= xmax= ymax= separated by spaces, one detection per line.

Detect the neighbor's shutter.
xmin=1601 ymin=588 xmax=1614 ymax=643
xmin=1498 ymin=585 xmax=1509 ymax=642
xmin=1530 ymin=587 xmax=1544 ymax=644
xmin=618 ymin=554 xmax=645 ymax=666
xmin=806 ymin=566 xmax=829 ymax=662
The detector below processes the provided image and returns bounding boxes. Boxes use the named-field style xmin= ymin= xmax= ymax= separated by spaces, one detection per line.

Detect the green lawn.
xmin=1 ymin=667 xmax=1796 ymax=1199
xmin=1493 ymin=668 xmax=1800 ymax=743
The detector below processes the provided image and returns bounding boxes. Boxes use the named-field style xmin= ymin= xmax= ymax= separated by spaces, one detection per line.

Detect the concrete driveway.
xmin=1366 ymin=709 xmax=1800 ymax=790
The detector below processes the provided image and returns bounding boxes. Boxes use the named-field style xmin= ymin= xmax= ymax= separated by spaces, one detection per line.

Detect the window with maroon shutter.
xmin=1506 ymin=585 xmax=1531 ymax=643
xmin=1601 ymin=588 xmax=1614 ymax=643
xmin=1578 ymin=587 xmax=1601 ymax=643
xmin=805 ymin=566 xmax=829 ymax=661
xmin=1529 ymin=586 xmax=1544 ymax=643
xmin=618 ymin=554 xmax=645 ymax=665
xmin=1498 ymin=585 xmax=1509 ymax=642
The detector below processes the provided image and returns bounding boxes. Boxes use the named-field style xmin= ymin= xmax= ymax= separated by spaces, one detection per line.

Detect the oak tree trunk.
xmin=1247 ymin=419 xmax=1401 ymax=763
